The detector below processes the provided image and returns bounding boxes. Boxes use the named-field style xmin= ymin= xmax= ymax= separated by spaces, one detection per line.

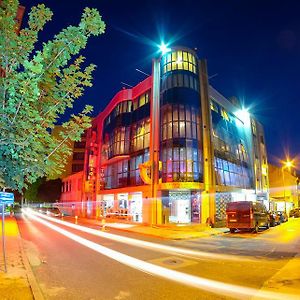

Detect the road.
xmin=17 ymin=211 xmax=300 ymax=300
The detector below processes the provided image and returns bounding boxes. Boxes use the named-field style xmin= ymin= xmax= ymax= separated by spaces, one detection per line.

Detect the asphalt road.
xmin=17 ymin=213 xmax=300 ymax=300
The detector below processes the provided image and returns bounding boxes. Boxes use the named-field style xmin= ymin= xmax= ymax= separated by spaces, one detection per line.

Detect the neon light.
xmin=22 ymin=209 xmax=298 ymax=300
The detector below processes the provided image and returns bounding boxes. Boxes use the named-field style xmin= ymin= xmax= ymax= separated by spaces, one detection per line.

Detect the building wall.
xmin=51 ymin=126 xmax=86 ymax=179
xmin=60 ymin=46 xmax=269 ymax=225
xmin=268 ymin=164 xmax=298 ymax=212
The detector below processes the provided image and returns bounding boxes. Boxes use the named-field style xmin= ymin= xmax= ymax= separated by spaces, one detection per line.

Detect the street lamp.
xmin=158 ymin=42 xmax=171 ymax=55
xmin=281 ymin=159 xmax=294 ymax=213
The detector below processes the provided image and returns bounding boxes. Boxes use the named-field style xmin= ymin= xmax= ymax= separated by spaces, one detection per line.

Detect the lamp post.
xmin=281 ymin=160 xmax=293 ymax=213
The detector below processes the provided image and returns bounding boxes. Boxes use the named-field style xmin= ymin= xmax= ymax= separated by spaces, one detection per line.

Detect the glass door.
xmin=169 ymin=191 xmax=191 ymax=223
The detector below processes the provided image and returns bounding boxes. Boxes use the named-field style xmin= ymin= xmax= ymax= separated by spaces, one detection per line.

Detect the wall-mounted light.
xmin=159 ymin=42 xmax=171 ymax=54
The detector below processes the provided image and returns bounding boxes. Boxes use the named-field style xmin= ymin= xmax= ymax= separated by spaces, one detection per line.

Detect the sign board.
xmin=0 ymin=192 xmax=14 ymax=204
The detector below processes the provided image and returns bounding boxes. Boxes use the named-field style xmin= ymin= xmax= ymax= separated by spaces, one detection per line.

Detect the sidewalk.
xmin=0 ymin=216 xmax=42 ymax=300
xmin=63 ymin=215 xmax=229 ymax=239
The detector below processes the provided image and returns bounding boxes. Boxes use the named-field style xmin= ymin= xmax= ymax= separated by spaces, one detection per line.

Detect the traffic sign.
xmin=0 ymin=192 xmax=14 ymax=204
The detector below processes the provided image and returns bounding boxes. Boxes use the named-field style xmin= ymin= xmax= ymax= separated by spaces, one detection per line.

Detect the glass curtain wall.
xmin=102 ymin=92 xmax=151 ymax=190
xmin=210 ymin=99 xmax=253 ymax=189
xmin=160 ymin=49 xmax=203 ymax=184
xmin=159 ymin=48 xmax=203 ymax=224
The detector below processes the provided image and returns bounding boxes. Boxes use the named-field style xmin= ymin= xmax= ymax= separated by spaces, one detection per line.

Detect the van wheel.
xmin=253 ymin=224 xmax=259 ymax=233
xmin=230 ymin=228 xmax=235 ymax=233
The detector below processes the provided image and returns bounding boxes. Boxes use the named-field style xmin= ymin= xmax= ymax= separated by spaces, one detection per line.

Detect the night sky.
xmin=21 ymin=0 xmax=300 ymax=167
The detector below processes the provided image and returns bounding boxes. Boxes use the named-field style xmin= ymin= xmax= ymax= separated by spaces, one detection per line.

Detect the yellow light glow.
xmin=284 ymin=160 xmax=293 ymax=168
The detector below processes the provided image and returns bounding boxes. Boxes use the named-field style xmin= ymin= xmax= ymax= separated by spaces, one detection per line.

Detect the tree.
xmin=24 ymin=177 xmax=62 ymax=203
xmin=0 ymin=0 xmax=105 ymax=191
xmin=24 ymin=177 xmax=43 ymax=202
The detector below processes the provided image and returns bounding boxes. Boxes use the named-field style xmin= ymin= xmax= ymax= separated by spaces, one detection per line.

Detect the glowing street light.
xmin=159 ymin=42 xmax=171 ymax=55
xmin=235 ymin=108 xmax=250 ymax=125
xmin=281 ymin=159 xmax=295 ymax=213
xmin=284 ymin=160 xmax=293 ymax=169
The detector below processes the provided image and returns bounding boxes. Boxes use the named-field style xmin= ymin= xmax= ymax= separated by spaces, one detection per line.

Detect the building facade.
xmin=60 ymin=46 xmax=269 ymax=225
xmin=268 ymin=164 xmax=299 ymax=213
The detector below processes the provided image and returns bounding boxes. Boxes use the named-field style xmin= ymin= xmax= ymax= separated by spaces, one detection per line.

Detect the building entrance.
xmin=169 ymin=191 xmax=191 ymax=223
xmin=130 ymin=192 xmax=143 ymax=223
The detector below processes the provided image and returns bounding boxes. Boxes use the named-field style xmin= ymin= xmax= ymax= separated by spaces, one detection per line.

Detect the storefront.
xmin=162 ymin=190 xmax=201 ymax=224
xmin=130 ymin=192 xmax=143 ymax=222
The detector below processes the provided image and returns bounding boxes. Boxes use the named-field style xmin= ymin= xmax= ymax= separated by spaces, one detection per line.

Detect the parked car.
xmin=289 ymin=208 xmax=300 ymax=218
xmin=277 ymin=211 xmax=288 ymax=223
xmin=226 ymin=201 xmax=270 ymax=233
xmin=269 ymin=211 xmax=281 ymax=226
xmin=46 ymin=207 xmax=62 ymax=217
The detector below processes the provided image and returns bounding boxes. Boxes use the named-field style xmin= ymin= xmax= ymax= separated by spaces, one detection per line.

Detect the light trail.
xmin=22 ymin=209 xmax=298 ymax=300
xmin=25 ymin=208 xmax=253 ymax=263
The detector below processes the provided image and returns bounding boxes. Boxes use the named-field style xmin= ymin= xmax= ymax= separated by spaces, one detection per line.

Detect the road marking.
xmin=23 ymin=209 xmax=299 ymax=300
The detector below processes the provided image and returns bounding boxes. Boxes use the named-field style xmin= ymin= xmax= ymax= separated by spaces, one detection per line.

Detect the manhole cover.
xmin=148 ymin=256 xmax=198 ymax=269
xmin=163 ymin=258 xmax=184 ymax=266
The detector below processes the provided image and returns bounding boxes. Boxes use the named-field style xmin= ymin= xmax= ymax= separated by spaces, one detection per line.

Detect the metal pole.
xmin=2 ymin=203 xmax=7 ymax=273
xmin=282 ymin=167 xmax=286 ymax=213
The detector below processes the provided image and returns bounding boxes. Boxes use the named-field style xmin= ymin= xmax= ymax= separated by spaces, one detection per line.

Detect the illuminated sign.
xmin=159 ymin=182 xmax=202 ymax=190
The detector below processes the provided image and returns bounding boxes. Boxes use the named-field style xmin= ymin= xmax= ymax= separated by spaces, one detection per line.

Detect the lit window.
xmin=221 ymin=109 xmax=229 ymax=121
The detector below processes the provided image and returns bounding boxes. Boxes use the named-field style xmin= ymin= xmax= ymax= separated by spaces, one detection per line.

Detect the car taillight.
xmin=250 ymin=212 xmax=253 ymax=220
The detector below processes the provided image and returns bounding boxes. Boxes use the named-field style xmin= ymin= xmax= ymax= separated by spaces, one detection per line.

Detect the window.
xmin=103 ymin=159 xmax=129 ymax=189
xmin=221 ymin=108 xmax=229 ymax=121
xmin=107 ymin=127 xmax=130 ymax=158
xmin=74 ymin=141 xmax=86 ymax=149
xmin=73 ymin=152 xmax=85 ymax=161
xmin=161 ymin=140 xmax=202 ymax=183
xmin=161 ymin=104 xmax=200 ymax=141
xmin=130 ymin=118 xmax=150 ymax=152
xmin=72 ymin=164 xmax=84 ymax=173
xmin=210 ymin=100 xmax=219 ymax=113
xmin=129 ymin=151 xmax=149 ymax=186
xmin=133 ymin=92 xmax=150 ymax=111
xmin=161 ymin=50 xmax=197 ymax=74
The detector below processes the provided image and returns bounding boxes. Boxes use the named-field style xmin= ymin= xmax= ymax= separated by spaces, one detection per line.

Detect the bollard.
xmin=75 ymin=216 xmax=78 ymax=224
xmin=101 ymin=219 xmax=106 ymax=231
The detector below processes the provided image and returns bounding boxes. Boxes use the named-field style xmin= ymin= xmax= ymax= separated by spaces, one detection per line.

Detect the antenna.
xmin=208 ymin=73 xmax=219 ymax=79
xmin=135 ymin=68 xmax=150 ymax=77
xmin=208 ymin=73 xmax=218 ymax=80
xmin=120 ymin=81 xmax=133 ymax=88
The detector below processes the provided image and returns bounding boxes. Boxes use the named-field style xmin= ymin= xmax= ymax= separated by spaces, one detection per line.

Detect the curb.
xmin=17 ymin=222 xmax=44 ymax=300
xmin=104 ymin=225 xmax=228 ymax=240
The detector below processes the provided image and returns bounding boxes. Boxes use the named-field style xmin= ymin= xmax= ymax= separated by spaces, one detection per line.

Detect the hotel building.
xmin=60 ymin=46 xmax=269 ymax=225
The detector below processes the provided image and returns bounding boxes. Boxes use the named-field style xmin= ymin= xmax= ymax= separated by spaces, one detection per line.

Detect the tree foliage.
xmin=0 ymin=0 xmax=105 ymax=191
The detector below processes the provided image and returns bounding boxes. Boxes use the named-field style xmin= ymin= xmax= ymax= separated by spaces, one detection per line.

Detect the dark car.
xmin=226 ymin=201 xmax=270 ymax=233
xmin=277 ymin=211 xmax=288 ymax=223
xmin=289 ymin=208 xmax=300 ymax=218
xmin=269 ymin=211 xmax=281 ymax=226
